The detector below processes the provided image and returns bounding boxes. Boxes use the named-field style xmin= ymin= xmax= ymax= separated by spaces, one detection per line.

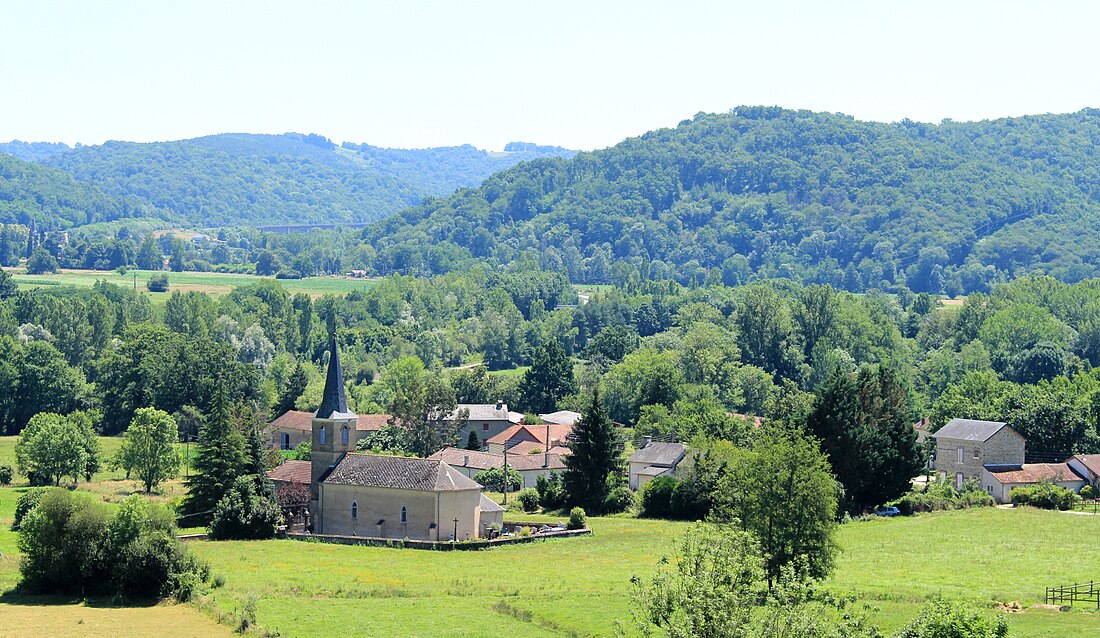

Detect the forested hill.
xmin=28 ymin=133 xmax=574 ymax=227
xmin=0 ymin=153 xmax=170 ymax=228
xmin=365 ymin=107 xmax=1100 ymax=294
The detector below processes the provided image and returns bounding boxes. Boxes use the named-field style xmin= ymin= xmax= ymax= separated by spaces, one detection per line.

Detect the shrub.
xmin=208 ymin=476 xmax=281 ymax=540
xmin=892 ymin=477 xmax=993 ymax=515
xmin=0 ymin=464 xmax=12 ymax=485
xmin=1081 ymin=485 xmax=1096 ymax=500
xmin=12 ymin=487 xmax=49 ymax=529
xmin=1010 ymin=481 xmax=1076 ymax=511
xmin=567 ymin=507 xmax=587 ymax=530
xmin=516 ymin=488 xmax=540 ymax=513
xmin=604 ymin=485 xmax=635 ymax=514
xmin=473 ymin=466 xmax=522 ymax=492
xmin=640 ymin=476 xmax=678 ymax=518
xmin=535 ymin=473 xmax=566 ymax=510
xmin=895 ymin=598 xmax=1008 ymax=638
xmin=17 ymin=490 xmax=209 ymax=600
xmin=147 ymin=273 xmax=169 ymax=292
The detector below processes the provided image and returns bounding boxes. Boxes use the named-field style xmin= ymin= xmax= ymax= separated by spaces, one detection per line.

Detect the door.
xmin=955 ymin=472 xmax=964 ymax=490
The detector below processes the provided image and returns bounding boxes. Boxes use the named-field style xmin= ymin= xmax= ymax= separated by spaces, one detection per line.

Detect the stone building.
xmin=932 ymin=418 xmax=1025 ymax=489
xmin=307 ymin=335 xmax=497 ymax=540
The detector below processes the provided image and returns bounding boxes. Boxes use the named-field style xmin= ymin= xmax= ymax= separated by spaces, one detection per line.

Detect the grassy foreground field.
xmin=2 ymin=467 xmax=1100 ymax=636
xmin=11 ymin=268 xmax=379 ymax=301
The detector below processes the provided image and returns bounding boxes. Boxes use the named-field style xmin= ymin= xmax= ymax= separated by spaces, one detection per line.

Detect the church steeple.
xmin=316 ymin=331 xmax=349 ymax=419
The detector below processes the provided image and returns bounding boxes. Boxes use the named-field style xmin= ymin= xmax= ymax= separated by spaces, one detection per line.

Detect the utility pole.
xmin=503 ymin=445 xmax=509 ymax=505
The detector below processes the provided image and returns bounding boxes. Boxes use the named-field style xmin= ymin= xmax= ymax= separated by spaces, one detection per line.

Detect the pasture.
xmin=11 ymin=268 xmax=379 ymax=301
xmin=1 ymin=457 xmax=1100 ymax=636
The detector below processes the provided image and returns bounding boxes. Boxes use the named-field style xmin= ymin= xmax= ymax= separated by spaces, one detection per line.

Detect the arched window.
xmin=400 ymin=506 xmax=408 ymax=525
xmin=341 ymin=425 xmax=349 ymax=446
xmin=351 ymin=501 xmax=358 ymax=519
xmin=319 ymin=426 xmax=327 ymax=445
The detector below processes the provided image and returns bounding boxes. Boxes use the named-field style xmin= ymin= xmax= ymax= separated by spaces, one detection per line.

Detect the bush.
xmin=516 ymin=488 xmax=540 ymax=513
xmin=474 ymin=466 xmax=522 ymax=492
xmin=535 ymin=473 xmax=566 ymax=510
xmin=567 ymin=506 xmax=587 ymax=530
xmin=147 ymin=273 xmax=169 ymax=292
xmin=604 ymin=485 xmax=635 ymax=514
xmin=640 ymin=476 xmax=678 ymax=518
xmin=17 ymin=490 xmax=209 ymax=600
xmin=12 ymin=487 xmax=49 ymax=529
xmin=0 ymin=464 xmax=12 ymax=485
xmin=1081 ymin=485 xmax=1096 ymax=500
xmin=208 ymin=476 xmax=281 ymax=540
xmin=892 ymin=477 xmax=993 ymax=515
xmin=895 ymin=598 xmax=1008 ymax=638
xmin=1010 ymin=481 xmax=1077 ymax=511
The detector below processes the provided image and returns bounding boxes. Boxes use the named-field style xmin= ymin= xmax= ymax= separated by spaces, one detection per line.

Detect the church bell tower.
xmin=310 ymin=330 xmax=359 ymax=525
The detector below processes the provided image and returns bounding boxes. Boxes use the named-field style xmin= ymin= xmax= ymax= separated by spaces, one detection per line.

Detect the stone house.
xmin=628 ymin=439 xmax=688 ymax=490
xmin=981 ymin=462 xmax=1087 ymax=504
xmin=932 ymin=419 xmax=1025 ymax=489
xmin=428 ymin=446 xmax=568 ymax=489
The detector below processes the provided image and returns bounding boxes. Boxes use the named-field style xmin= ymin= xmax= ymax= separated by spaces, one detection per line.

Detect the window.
xmin=482 ymin=423 xmax=490 ymax=431
xmin=341 ymin=425 xmax=349 ymax=446
xmin=973 ymin=448 xmax=980 ymax=460
xmin=281 ymin=433 xmax=290 ymax=450
xmin=351 ymin=502 xmax=358 ymax=519
xmin=400 ymin=506 xmax=408 ymax=525
xmin=957 ymin=446 xmax=964 ymax=464
xmin=319 ymin=426 xmax=327 ymax=445
xmin=955 ymin=473 xmax=964 ymax=490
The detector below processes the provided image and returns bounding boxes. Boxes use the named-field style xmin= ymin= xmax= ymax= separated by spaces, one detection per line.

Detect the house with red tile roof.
xmin=485 ymin=422 xmax=574 ymax=455
xmin=428 ymin=445 xmax=568 ymax=489
xmin=981 ymin=462 xmax=1087 ymax=503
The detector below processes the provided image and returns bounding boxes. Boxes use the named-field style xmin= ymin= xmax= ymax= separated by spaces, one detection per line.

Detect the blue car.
xmin=873 ymin=506 xmax=901 ymax=517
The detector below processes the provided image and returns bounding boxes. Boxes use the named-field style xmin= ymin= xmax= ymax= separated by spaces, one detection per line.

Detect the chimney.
xmin=643 ymin=435 xmax=652 ymax=448
xmin=463 ymin=455 xmax=470 ymax=467
xmin=496 ymin=399 xmax=504 ymax=411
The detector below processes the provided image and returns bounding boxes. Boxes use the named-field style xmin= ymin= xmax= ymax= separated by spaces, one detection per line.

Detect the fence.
xmin=1046 ymin=581 xmax=1100 ymax=609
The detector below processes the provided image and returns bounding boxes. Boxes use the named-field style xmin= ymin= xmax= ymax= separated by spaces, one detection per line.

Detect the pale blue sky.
xmin=2 ymin=1 xmax=1097 ymax=151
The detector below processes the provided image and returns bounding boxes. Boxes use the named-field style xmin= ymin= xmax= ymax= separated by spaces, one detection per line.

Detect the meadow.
xmin=11 ymin=268 xmax=379 ymax=301
xmin=1 ymin=434 xmax=1099 ymax=636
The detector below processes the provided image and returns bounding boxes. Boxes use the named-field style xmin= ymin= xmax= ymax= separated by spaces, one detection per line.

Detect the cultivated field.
xmin=1 ymin=444 xmax=1099 ymax=636
xmin=11 ymin=268 xmax=379 ymax=301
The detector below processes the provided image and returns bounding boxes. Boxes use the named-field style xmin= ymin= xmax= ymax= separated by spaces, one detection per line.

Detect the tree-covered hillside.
xmin=0 ymin=153 xmax=170 ymax=228
xmin=36 ymin=133 xmax=574 ymax=227
xmin=365 ymin=107 xmax=1100 ymax=294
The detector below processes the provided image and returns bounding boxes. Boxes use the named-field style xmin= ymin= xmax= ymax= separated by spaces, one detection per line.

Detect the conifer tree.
xmin=275 ymin=361 xmax=308 ymax=416
xmin=181 ymin=384 xmax=246 ymax=524
xmin=563 ymin=388 xmax=622 ymax=513
xmin=465 ymin=429 xmax=482 ymax=450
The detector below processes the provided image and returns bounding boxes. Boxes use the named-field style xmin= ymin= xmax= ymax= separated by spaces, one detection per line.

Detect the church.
xmin=305 ymin=335 xmax=503 ymax=540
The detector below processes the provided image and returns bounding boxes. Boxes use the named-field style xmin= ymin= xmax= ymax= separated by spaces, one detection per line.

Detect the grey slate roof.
xmin=539 ymin=410 xmax=583 ymax=425
xmin=932 ymin=418 xmax=1010 ymax=442
xmin=322 ymin=453 xmax=481 ymax=491
xmin=316 ymin=334 xmax=353 ymax=419
xmin=629 ymin=442 xmax=686 ymax=466
xmin=448 ymin=403 xmax=518 ymax=422
xmin=479 ymin=493 xmax=505 ymax=513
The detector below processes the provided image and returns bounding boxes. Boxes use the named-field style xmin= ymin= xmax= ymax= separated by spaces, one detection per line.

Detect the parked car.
xmin=873 ymin=506 xmax=901 ymax=517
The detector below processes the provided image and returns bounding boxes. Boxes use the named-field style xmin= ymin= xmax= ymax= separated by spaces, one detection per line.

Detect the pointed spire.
xmin=316 ymin=330 xmax=349 ymax=419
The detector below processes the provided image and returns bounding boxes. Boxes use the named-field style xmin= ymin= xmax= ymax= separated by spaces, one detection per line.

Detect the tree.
xmin=714 ymin=428 xmax=841 ymax=588
xmin=147 ymin=273 xmax=169 ymax=292
xmin=118 ymin=408 xmax=181 ymax=493
xmin=15 ymin=412 xmax=92 ymax=486
xmin=465 ymin=429 xmax=482 ymax=450
xmin=807 ymin=366 xmax=923 ymax=513
xmin=137 ymin=233 xmax=161 ymax=270
xmin=275 ymin=361 xmax=309 ymax=417
xmin=169 ymin=238 xmax=186 ymax=272
xmin=517 ymin=340 xmax=576 ymax=413
xmin=386 ymin=356 xmax=464 ymax=457
xmin=181 ymin=386 xmax=247 ymax=524
xmin=563 ymin=389 xmax=622 ymax=513
xmin=0 ymin=267 xmax=17 ymax=299
xmin=602 ymin=348 xmax=682 ymax=425
xmin=255 ymin=250 xmax=281 ymax=276
xmin=208 ymin=475 xmax=281 ymax=540
xmin=26 ymin=246 xmax=59 ymax=274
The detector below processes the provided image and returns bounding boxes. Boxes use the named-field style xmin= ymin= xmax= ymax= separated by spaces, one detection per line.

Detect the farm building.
xmin=932 ymin=419 xmax=1025 ymax=489
xmin=307 ymin=336 xmax=497 ymax=540
xmin=1068 ymin=455 xmax=1100 ymax=487
xmin=628 ymin=438 xmax=688 ymax=490
xmin=981 ymin=463 xmax=1087 ymax=504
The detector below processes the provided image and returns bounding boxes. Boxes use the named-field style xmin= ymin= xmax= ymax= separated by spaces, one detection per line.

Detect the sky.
xmin=2 ymin=0 xmax=1099 ymax=151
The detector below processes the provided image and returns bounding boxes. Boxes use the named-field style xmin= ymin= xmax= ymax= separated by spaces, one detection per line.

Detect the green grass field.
xmin=11 ymin=268 xmax=379 ymax=301
xmin=1 ymin=457 xmax=1099 ymax=636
